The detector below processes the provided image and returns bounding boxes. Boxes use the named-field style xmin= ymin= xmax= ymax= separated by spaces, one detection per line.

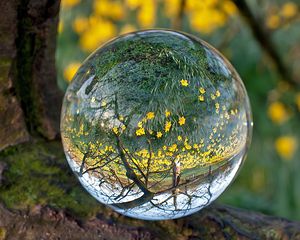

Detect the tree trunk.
xmin=0 ymin=0 xmax=299 ymax=239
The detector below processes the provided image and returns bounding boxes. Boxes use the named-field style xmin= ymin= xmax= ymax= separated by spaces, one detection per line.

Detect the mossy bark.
xmin=0 ymin=0 xmax=300 ymax=239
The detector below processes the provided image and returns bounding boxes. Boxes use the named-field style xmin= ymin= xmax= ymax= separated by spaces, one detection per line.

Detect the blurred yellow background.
xmin=56 ymin=0 xmax=300 ymax=220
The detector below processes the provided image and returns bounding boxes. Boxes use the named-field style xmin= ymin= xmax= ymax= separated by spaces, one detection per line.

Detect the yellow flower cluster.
xmin=266 ymin=2 xmax=298 ymax=29
xmin=64 ymin=111 xmax=245 ymax=181
xmin=165 ymin=121 xmax=172 ymax=132
xmin=112 ymin=124 xmax=126 ymax=135
xmin=79 ymin=17 xmax=117 ymax=52
xmin=137 ymin=0 xmax=156 ymax=28
xmin=94 ymin=0 xmax=124 ymax=21
xmin=136 ymin=127 xmax=146 ymax=136
xmin=187 ymin=0 xmax=237 ymax=34
xmin=163 ymin=0 xmax=181 ymax=18
xmin=198 ymin=87 xmax=221 ymax=105
xmin=281 ymin=2 xmax=298 ymax=18
xmin=72 ymin=17 xmax=89 ymax=34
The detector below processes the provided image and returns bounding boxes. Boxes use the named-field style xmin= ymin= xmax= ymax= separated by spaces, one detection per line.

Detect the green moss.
xmin=0 ymin=140 xmax=102 ymax=218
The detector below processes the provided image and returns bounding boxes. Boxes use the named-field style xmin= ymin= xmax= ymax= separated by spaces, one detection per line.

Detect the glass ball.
xmin=61 ymin=30 xmax=252 ymax=220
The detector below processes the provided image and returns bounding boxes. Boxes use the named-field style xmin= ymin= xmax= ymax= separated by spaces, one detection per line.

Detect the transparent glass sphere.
xmin=61 ymin=30 xmax=252 ymax=220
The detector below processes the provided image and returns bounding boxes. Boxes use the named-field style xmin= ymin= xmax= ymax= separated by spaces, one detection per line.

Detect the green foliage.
xmin=0 ymin=141 xmax=101 ymax=218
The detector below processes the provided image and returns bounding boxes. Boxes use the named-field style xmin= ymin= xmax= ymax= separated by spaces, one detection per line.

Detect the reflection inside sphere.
xmin=61 ymin=30 xmax=252 ymax=220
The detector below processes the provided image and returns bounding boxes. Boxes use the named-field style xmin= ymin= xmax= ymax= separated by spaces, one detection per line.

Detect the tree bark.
xmin=0 ymin=201 xmax=299 ymax=240
xmin=0 ymin=0 xmax=300 ymax=239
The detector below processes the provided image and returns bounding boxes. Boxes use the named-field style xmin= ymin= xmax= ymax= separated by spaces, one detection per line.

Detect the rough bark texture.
xmin=0 ymin=0 xmax=62 ymax=144
xmin=0 ymin=201 xmax=299 ymax=240
xmin=0 ymin=0 xmax=29 ymax=151
xmin=0 ymin=0 xmax=300 ymax=239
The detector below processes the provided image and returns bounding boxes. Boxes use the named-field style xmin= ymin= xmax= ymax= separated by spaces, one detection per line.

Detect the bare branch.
xmin=232 ymin=0 xmax=298 ymax=86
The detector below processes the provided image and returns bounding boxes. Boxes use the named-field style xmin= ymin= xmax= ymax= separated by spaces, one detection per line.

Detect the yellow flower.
xmin=119 ymin=115 xmax=124 ymax=121
xmin=156 ymin=131 xmax=163 ymax=138
xmin=267 ymin=101 xmax=289 ymax=124
xmin=198 ymin=95 xmax=204 ymax=102
xmin=63 ymin=62 xmax=81 ymax=82
xmin=180 ymin=79 xmax=189 ymax=86
xmin=266 ymin=14 xmax=280 ymax=29
xmin=72 ymin=17 xmax=89 ymax=34
xmin=215 ymin=90 xmax=221 ymax=97
xmin=215 ymin=103 xmax=220 ymax=109
xmin=275 ymin=136 xmax=297 ymax=160
xmin=61 ymin=0 xmax=80 ymax=8
xmin=137 ymin=1 xmax=156 ymax=28
xmin=101 ymin=101 xmax=107 ymax=107
xmin=222 ymin=1 xmax=237 ymax=15
xmin=184 ymin=142 xmax=192 ymax=150
xmin=169 ymin=144 xmax=177 ymax=152
xmin=189 ymin=9 xmax=226 ymax=34
xmin=94 ymin=0 xmax=124 ymax=21
xmin=112 ymin=127 xmax=119 ymax=134
xmin=121 ymin=125 xmax=126 ymax=131
xmin=136 ymin=128 xmax=145 ymax=136
xmin=178 ymin=116 xmax=186 ymax=126
xmin=148 ymin=129 xmax=153 ymax=134
xmin=199 ymin=87 xmax=206 ymax=94
xmin=165 ymin=121 xmax=172 ymax=132
xmin=165 ymin=109 xmax=171 ymax=117
xmin=137 ymin=121 xmax=143 ymax=128
xmin=146 ymin=112 xmax=155 ymax=120
xmin=79 ymin=19 xmax=116 ymax=52
xmin=164 ymin=0 xmax=181 ymax=18
xmin=281 ymin=2 xmax=298 ymax=18
xmin=177 ymin=135 xmax=182 ymax=141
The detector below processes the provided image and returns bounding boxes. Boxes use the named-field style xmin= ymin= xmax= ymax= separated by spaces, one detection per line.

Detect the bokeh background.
xmin=56 ymin=0 xmax=300 ymax=220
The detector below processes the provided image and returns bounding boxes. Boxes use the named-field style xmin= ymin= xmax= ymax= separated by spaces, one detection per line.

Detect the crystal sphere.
xmin=61 ymin=30 xmax=252 ymax=220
